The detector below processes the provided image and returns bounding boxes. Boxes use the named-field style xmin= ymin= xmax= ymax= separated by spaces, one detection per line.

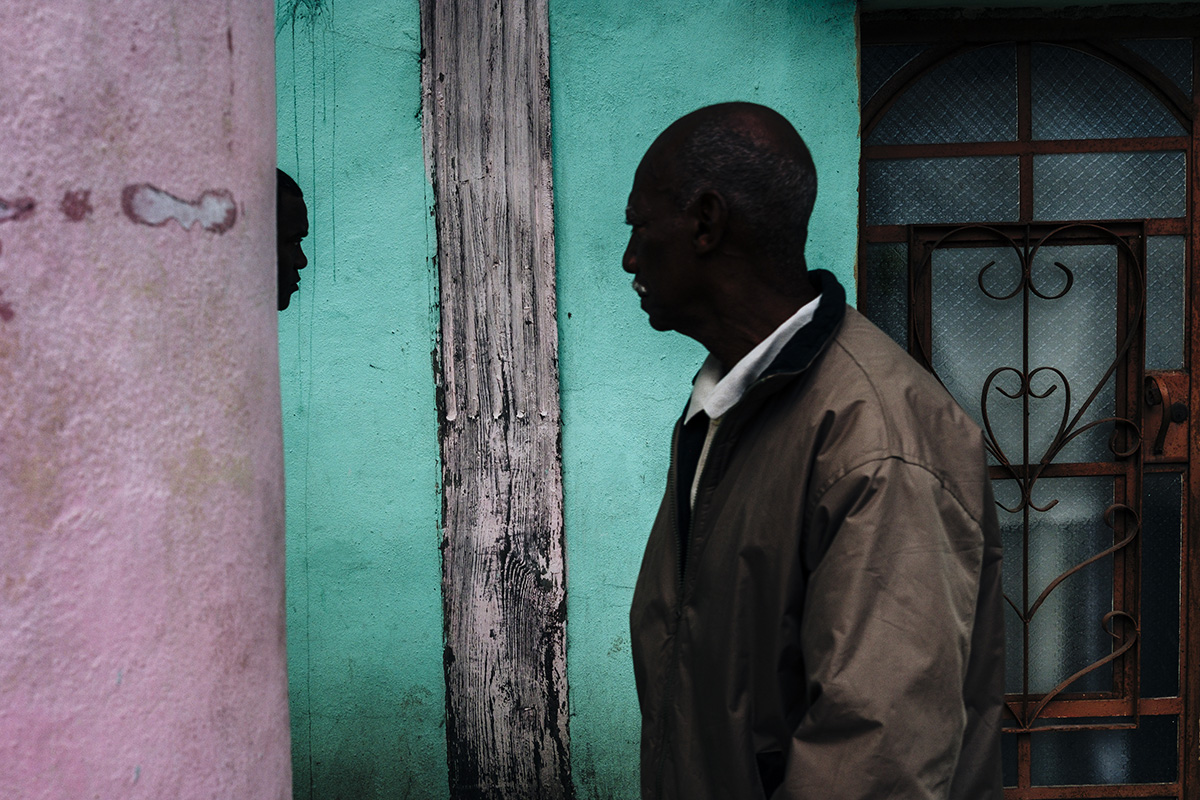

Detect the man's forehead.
xmin=279 ymin=193 xmax=308 ymax=219
xmin=279 ymin=211 xmax=308 ymax=240
xmin=280 ymin=192 xmax=307 ymax=212
xmin=629 ymin=148 xmax=675 ymax=202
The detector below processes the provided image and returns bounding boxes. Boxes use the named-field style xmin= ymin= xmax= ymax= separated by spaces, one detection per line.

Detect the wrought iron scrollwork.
xmin=913 ymin=222 xmax=1145 ymax=732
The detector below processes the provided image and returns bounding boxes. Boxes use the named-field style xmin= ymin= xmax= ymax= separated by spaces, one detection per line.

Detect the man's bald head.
xmin=645 ymin=103 xmax=817 ymax=276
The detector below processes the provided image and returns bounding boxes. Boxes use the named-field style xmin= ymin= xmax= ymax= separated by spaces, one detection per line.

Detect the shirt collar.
xmin=685 ymin=293 xmax=822 ymax=422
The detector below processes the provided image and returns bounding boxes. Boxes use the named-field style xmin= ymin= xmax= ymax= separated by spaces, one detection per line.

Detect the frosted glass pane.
xmin=930 ymin=244 xmax=1116 ymax=466
xmin=1121 ymin=38 xmax=1193 ymax=97
xmin=1032 ymin=44 xmax=1185 ymax=140
xmin=861 ymin=44 xmax=926 ymax=104
xmin=863 ymin=244 xmax=907 ymax=347
xmin=997 ymin=477 xmax=1115 ymax=695
xmin=1027 ymin=245 xmax=1116 ymax=465
xmin=998 ymin=480 xmax=1026 ymax=694
xmin=869 ymin=45 xmax=1017 ymax=145
xmin=931 ymin=246 xmax=1023 ymax=464
xmin=1032 ymin=715 xmax=1177 ymax=785
xmin=1146 ymin=236 xmax=1185 ymax=371
xmin=1142 ymin=474 xmax=1181 ymax=698
xmin=867 ymin=157 xmax=1019 ymax=226
xmin=1034 ymin=151 xmax=1186 ymax=220
xmin=1002 ymin=732 xmax=1017 ymax=788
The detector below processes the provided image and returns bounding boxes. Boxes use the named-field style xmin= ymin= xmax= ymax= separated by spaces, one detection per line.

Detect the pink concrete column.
xmin=0 ymin=3 xmax=289 ymax=799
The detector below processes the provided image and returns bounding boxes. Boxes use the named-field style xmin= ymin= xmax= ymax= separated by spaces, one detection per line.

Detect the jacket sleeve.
xmin=774 ymin=456 xmax=985 ymax=800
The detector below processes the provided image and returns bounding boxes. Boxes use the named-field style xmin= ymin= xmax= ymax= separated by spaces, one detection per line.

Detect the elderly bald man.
xmin=625 ymin=103 xmax=1004 ymax=800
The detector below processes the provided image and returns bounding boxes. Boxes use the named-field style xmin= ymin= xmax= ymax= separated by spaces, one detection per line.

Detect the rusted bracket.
xmin=1145 ymin=375 xmax=1187 ymax=456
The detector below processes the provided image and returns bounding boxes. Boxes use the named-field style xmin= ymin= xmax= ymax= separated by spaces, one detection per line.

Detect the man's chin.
xmin=645 ymin=312 xmax=674 ymax=332
xmin=278 ymin=285 xmax=298 ymax=311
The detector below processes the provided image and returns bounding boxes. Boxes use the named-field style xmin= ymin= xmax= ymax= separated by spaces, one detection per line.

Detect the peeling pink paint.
xmin=0 ymin=3 xmax=288 ymax=799
xmin=59 ymin=189 xmax=93 ymax=221
xmin=0 ymin=196 xmax=35 ymax=223
xmin=121 ymin=183 xmax=237 ymax=233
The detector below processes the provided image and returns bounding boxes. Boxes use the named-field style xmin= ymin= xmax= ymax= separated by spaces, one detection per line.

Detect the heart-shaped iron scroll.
xmin=912 ymin=223 xmax=1145 ymax=731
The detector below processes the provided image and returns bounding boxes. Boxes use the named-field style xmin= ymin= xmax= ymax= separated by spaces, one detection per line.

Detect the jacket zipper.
xmin=655 ymin=417 xmax=723 ymax=797
xmin=655 ymin=423 xmax=684 ymax=798
xmin=671 ymin=428 xmax=685 ymax=594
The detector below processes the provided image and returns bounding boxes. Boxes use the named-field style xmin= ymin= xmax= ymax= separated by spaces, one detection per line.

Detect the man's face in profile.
xmin=278 ymin=191 xmax=309 ymax=311
xmin=622 ymin=149 xmax=710 ymax=336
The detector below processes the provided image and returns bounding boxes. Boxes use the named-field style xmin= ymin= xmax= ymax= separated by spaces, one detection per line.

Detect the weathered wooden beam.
xmin=420 ymin=0 xmax=570 ymax=797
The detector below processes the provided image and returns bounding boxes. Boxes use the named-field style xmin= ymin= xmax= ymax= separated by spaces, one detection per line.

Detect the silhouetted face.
xmin=622 ymin=152 xmax=705 ymax=334
xmin=278 ymin=192 xmax=309 ymax=311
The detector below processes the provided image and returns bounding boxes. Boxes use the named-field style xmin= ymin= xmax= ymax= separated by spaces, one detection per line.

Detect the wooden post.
xmin=420 ymin=0 xmax=571 ymax=797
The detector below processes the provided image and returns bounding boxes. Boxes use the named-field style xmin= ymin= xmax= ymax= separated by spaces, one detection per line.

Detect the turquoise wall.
xmin=548 ymin=2 xmax=861 ymax=797
xmin=274 ymin=1 xmax=1195 ymax=797
xmin=276 ymin=1 xmax=448 ymax=798
xmin=863 ymin=0 xmax=1172 ymax=7
xmin=275 ymin=0 xmax=861 ymax=797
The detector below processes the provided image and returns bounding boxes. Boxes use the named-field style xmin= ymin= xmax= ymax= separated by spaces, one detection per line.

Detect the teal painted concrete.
xmin=549 ymin=2 xmax=861 ymax=796
xmin=270 ymin=1 xmax=1196 ymax=796
xmin=863 ymin=0 xmax=1178 ymax=8
xmin=276 ymin=1 xmax=447 ymax=798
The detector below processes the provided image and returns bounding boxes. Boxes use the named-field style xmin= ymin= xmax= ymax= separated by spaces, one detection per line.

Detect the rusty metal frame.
xmin=857 ymin=16 xmax=1198 ymax=798
xmin=908 ymin=221 xmax=1146 ymax=731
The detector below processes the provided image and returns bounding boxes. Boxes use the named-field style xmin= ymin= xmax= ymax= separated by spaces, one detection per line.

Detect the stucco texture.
xmin=0 ymin=2 xmax=289 ymax=799
xmin=548 ymin=1 xmax=861 ymax=796
xmin=276 ymin=0 xmax=447 ymax=798
xmin=862 ymin=0 xmax=1172 ymax=8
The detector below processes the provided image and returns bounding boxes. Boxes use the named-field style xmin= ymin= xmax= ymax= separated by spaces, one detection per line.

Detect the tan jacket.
xmin=630 ymin=271 xmax=1004 ymax=799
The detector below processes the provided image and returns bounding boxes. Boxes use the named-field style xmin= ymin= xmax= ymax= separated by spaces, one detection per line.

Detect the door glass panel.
xmin=931 ymin=245 xmax=1023 ymax=464
xmin=1027 ymin=244 xmax=1117 ymax=465
xmin=866 ymin=157 xmax=1020 ymax=226
xmin=1143 ymin=473 xmax=1182 ymax=698
xmin=868 ymin=45 xmax=1017 ymax=145
xmin=1002 ymin=731 xmax=1018 ymax=787
xmin=1120 ymin=38 xmax=1194 ymax=97
xmin=1146 ymin=236 xmax=1186 ymax=371
xmin=863 ymin=243 xmax=908 ymax=347
xmin=930 ymin=243 xmax=1116 ymax=466
xmin=997 ymin=477 xmax=1116 ymax=695
xmin=861 ymin=44 xmax=927 ymax=104
xmin=1031 ymin=44 xmax=1186 ymax=140
xmin=1034 ymin=151 xmax=1186 ymax=220
xmin=1031 ymin=715 xmax=1177 ymax=785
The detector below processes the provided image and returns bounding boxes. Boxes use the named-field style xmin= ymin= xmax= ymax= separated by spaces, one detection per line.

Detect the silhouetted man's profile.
xmin=625 ymin=103 xmax=1004 ymax=799
xmin=277 ymin=169 xmax=308 ymax=311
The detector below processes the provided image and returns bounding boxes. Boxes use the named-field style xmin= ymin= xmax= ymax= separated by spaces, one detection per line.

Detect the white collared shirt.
xmin=685 ymin=294 xmax=822 ymax=508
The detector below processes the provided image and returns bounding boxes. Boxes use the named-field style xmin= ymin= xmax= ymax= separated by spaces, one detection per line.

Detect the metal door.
xmin=859 ymin=17 xmax=1198 ymax=797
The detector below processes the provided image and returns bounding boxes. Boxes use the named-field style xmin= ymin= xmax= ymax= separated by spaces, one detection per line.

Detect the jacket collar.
xmin=675 ymin=269 xmax=847 ymax=429
xmin=686 ymin=292 xmax=823 ymax=422
xmin=757 ymin=268 xmax=846 ymax=382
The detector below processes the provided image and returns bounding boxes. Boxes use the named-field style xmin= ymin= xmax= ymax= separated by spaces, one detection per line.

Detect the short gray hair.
xmin=669 ymin=126 xmax=816 ymax=272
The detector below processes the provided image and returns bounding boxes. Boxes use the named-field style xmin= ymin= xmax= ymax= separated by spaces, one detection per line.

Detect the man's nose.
xmin=622 ymin=242 xmax=635 ymax=274
xmin=297 ymin=248 xmax=308 ymax=271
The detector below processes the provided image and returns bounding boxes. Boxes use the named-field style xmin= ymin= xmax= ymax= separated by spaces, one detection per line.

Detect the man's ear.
xmin=692 ymin=189 xmax=727 ymax=255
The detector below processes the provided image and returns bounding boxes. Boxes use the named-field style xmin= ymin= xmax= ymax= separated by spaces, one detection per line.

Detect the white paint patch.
xmin=121 ymin=184 xmax=237 ymax=234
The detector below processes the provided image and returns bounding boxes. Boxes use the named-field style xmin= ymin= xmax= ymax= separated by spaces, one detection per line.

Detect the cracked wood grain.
xmin=420 ymin=0 xmax=571 ymax=797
